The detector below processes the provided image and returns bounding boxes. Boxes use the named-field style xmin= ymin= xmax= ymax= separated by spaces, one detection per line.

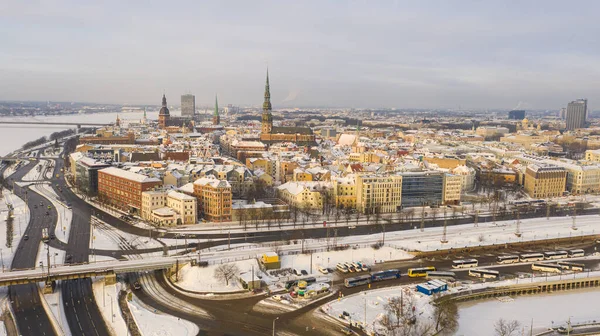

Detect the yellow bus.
xmin=408 ymin=266 xmax=436 ymax=277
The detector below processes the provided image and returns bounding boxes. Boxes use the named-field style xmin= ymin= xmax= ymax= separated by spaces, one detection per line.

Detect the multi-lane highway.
xmin=6 ymin=152 xmax=58 ymax=336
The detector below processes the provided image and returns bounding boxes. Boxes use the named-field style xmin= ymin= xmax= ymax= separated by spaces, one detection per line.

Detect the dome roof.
xmin=159 ymin=94 xmax=170 ymax=116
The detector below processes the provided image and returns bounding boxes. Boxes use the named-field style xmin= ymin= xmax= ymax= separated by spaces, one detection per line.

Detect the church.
xmin=259 ymin=71 xmax=316 ymax=145
xmin=158 ymin=94 xmax=194 ymax=131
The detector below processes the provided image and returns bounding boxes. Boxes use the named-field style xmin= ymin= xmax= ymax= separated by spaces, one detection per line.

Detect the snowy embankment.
xmin=91 ymin=279 xmax=128 ymax=336
xmin=40 ymin=282 xmax=70 ymax=336
xmin=0 ymin=189 xmax=29 ymax=269
xmin=31 ymin=183 xmax=72 ymax=243
xmin=129 ymin=296 xmax=199 ymax=336
xmin=2 ymin=160 xmax=29 ymax=179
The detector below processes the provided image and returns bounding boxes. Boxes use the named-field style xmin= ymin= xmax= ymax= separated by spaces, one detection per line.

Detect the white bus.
xmin=519 ymin=253 xmax=545 ymax=262
xmin=452 ymin=259 xmax=478 ymax=269
xmin=568 ymin=249 xmax=585 ymax=258
xmin=531 ymin=263 xmax=563 ymax=274
xmin=496 ymin=255 xmax=519 ymax=264
xmin=543 ymin=251 xmax=568 ymax=260
xmin=469 ymin=269 xmax=500 ymax=279
xmin=557 ymin=261 xmax=585 ymax=272
xmin=426 ymin=271 xmax=456 ymax=280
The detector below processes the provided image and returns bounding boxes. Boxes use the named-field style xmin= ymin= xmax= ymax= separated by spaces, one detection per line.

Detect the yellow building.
xmin=293 ymin=168 xmax=314 ymax=181
xmin=442 ymin=174 xmax=463 ymax=205
xmin=141 ymin=190 xmax=197 ymax=225
xmin=334 ymin=176 xmax=357 ymax=210
xmin=423 ymin=157 xmax=467 ymax=170
xmin=524 ymin=164 xmax=567 ymax=198
xmin=193 ymin=176 xmax=232 ymax=222
xmin=550 ymin=161 xmax=600 ymax=195
xmin=246 ymin=157 xmax=277 ymax=177
xmin=276 ymin=181 xmax=332 ymax=209
xmin=499 ymin=133 xmax=550 ymax=149
xmin=279 ymin=161 xmax=300 ymax=183
xmin=356 ymin=175 xmax=403 ymax=214
xmin=585 ymin=149 xmax=600 ymax=162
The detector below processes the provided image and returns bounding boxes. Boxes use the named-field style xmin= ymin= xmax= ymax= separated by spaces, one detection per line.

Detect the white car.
xmin=318 ymin=266 xmax=329 ymax=274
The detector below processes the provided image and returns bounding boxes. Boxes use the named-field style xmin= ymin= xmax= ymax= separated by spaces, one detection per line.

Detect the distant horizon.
xmin=2 ymin=2 xmax=600 ymax=110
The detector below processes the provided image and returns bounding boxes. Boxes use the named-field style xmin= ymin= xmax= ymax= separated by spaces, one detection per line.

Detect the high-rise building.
xmin=565 ymin=99 xmax=587 ymax=131
xmin=181 ymin=94 xmax=196 ymax=117
xmin=508 ymin=110 xmax=525 ymax=120
xmin=559 ymin=108 xmax=566 ymax=120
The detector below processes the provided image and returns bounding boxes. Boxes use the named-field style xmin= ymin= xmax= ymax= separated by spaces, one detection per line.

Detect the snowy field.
xmin=177 ymin=258 xmax=267 ymax=293
xmin=0 ymin=189 xmax=29 ymax=269
xmin=91 ymin=279 xmax=128 ymax=336
xmin=324 ymin=285 xmax=435 ymax=335
xmin=129 ymin=296 xmax=199 ymax=336
xmin=371 ymin=214 xmax=600 ymax=252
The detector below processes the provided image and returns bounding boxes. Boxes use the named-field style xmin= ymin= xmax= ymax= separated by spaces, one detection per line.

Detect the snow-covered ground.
xmin=21 ymin=159 xmax=47 ymax=181
xmin=456 ymin=288 xmax=600 ymax=335
xmin=41 ymin=281 xmax=71 ymax=336
xmin=91 ymin=279 xmax=128 ymax=336
xmin=128 ymin=296 xmax=199 ymax=336
xmin=91 ymin=216 xmax=164 ymax=251
xmin=0 ymin=189 xmax=29 ymax=269
xmin=2 ymin=160 xmax=29 ymax=179
xmin=32 ymin=183 xmax=72 ymax=243
xmin=324 ymin=285 xmax=436 ymax=335
xmin=383 ymin=214 xmax=600 ymax=252
xmin=177 ymin=258 xmax=266 ymax=293
xmin=279 ymin=246 xmax=414 ymax=274
xmin=36 ymin=243 xmax=66 ymax=269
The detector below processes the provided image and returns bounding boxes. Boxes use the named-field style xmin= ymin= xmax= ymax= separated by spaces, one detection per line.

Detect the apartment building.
xmin=356 ymin=175 xmax=403 ymax=213
xmin=276 ymin=181 xmax=331 ymax=210
xmin=193 ymin=176 xmax=232 ymax=222
xmin=333 ymin=176 xmax=357 ymax=210
xmin=442 ymin=174 xmax=463 ymax=205
xmin=524 ymin=164 xmax=567 ymax=198
xmin=98 ymin=167 xmax=162 ymax=213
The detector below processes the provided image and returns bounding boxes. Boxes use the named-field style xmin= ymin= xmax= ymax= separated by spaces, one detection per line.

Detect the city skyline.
xmin=2 ymin=1 xmax=600 ymax=109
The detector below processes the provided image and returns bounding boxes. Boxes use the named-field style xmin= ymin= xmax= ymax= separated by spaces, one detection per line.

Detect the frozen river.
xmin=456 ymin=288 xmax=600 ymax=335
xmin=0 ymin=111 xmax=157 ymax=156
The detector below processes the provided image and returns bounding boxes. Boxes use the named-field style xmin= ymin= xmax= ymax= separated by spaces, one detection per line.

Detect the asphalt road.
xmin=5 ymin=153 xmax=58 ymax=336
xmin=52 ymin=147 xmax=109 ymax=336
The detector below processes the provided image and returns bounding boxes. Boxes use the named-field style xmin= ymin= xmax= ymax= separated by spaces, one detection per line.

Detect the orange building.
xmin=98 ymin=167 xmax=162 ymax=213
xmin=193 ymin=176 xmax=232 ymax=222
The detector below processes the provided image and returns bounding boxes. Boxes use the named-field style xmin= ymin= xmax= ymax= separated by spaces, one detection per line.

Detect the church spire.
xmin=263 ymin=69 xmax=272 ymax=112
xmin=162 ymin=94 xmax=167 ymax=107
xmin=213 ymin=94 xmax=220 ymax=125
xmin=214 ymin=95 xmax=219 ymax=116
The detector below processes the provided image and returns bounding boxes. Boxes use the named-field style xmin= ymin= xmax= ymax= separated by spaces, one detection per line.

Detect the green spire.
xmin=263 ymin=68 xmax=272 ymax=112
xmin=214 ymin=95 xmax=219 ymax=116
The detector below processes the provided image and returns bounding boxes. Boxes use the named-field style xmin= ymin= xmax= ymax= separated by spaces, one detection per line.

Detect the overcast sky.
xmin=1 ymin=1 xmax=600 ymax=109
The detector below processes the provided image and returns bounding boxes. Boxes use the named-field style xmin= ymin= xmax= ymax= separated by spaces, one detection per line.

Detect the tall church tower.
xmin=213 ymin=95 xmax=220 ymax=125
xmin=158 ymin=94 xmax=170 ymax=129
xmin=261 ymin=70 xmax=273 ymax=134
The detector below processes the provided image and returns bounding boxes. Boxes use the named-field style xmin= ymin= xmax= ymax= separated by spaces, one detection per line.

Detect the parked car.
xmin=293 ymin=269 xmax=302 ymax=276
xmin=327 ymin=268 xmax=334 ymax=273
xmin=318 ymin=266 xmax=329 ymax=274
xmin=300 ymin=270 xmax=308 ymax=276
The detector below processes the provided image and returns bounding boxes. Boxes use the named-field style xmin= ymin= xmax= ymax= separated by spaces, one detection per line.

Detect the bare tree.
xmin=433 ymin=300 xmax=459 ymax=333
xmin=494 ymin=319 xmax=520 ymax=336
xmin=214 ymin=264 xmax=240 ymax=286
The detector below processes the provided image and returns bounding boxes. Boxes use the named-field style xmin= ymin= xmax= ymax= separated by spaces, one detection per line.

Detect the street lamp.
xmin=272 ymin=317 xmax=279 ymax=336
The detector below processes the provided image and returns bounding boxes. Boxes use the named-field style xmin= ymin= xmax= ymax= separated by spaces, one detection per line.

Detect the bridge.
xmin=0 ymin=256 xmax=195 ymax=287
xmin=0 ymin=121 xmax=109 ymax=127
